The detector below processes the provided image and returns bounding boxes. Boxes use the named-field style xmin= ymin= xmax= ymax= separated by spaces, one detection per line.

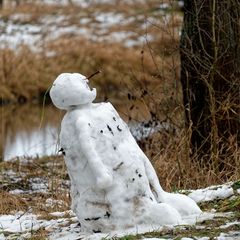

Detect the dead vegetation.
xmin=0 ymin=190 xmax=28 ymax=214
xmin=0 ymin=156 xmax=70 ymax=217
xmin=144 ymin=129 xmax=240 ymax=190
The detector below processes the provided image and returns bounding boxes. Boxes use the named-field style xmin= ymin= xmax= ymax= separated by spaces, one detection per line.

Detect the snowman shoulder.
xmin=104 ymin=102 xmax=120 ymax=116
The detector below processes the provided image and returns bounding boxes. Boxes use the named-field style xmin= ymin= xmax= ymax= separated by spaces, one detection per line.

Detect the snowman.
xmin=50 ymin=73 xmax=201 ymax=233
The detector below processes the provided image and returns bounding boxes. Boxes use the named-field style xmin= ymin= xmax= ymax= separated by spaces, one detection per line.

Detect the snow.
xmin=0 ymin=21 xmax=42 ymax=51
xmin=159 ymin=3 xmax=170 ymax=10
xmin=130 ymin=121 xmax=173 ymax=140
xmin=178 ymin=1 xmax=184 ymax=8
xmin=95 ymin=12 xmax=124 ymax=27
xmin=0 ymin=213 xmax=39 ymax=233
xmin=38 ymin=0 xmax=73 ymax=6
xmin=46 ymin=199 xmax=69 ymax=209
xmin=38 ymin=0 xmax=149 ymax=7
xmin=217 ymin=231 xmax=240 ymax=240
xmin=1 ymin=169 xmax=50 ymax=195
xmin=0 ymin=211 xmax=78 ymax=238
xmin=9 ymin=189 xmax=25 ymax=194
xmin=49 ymin=72 xmax=201 ymax=233
xmin=143 ymin=238 xmax=169 ymax=240
xmin=188 ymin=183 xmax=234 ymax=203
xmin=219 ymin=221 xmax=240 ymax=229
xmin=30 ymin=177 xmax=48 ymax=193
xmin=50 ymin=211 xmax=70 ymax=217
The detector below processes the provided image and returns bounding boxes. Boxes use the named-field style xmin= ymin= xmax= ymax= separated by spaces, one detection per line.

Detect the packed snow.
xmin=188 ymin=182 xmax=234 ymax=203
xmin=49 ymin=73 xmax=201 ymax=233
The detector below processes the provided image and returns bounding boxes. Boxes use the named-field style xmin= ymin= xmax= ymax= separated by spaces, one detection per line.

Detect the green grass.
xmin=232 ymin=181 xmax=240 ymax=190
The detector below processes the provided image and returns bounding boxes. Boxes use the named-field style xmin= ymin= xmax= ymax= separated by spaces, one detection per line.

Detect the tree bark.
xmin=180 ymin=0 xmax=240 ymax=163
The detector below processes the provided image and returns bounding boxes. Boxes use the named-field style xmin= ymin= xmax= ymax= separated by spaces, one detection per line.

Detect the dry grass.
xmin=149 ymin=131 xmax=240 ymax=191
xmin=0 ymin=190 xmax=28 ymax=214
xmin=27 ymin=229 xmax=49 ymax=240
xmin=0 ymin=156 xmax=70 ymax=217
xmin=0 ymin=36 xmax=179 ymax=102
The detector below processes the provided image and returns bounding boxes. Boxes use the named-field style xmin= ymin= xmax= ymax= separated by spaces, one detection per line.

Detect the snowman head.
xmin=50 ymin=73 xmax=97 ymax=110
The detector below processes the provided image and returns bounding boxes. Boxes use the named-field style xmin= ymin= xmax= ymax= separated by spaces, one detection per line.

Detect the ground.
xmin=0 ymin=156 xmax=239 ymax=240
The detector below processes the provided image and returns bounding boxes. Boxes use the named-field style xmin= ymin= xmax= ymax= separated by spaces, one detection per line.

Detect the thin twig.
xmin=87 ymin=70 xmax=101 ymax=80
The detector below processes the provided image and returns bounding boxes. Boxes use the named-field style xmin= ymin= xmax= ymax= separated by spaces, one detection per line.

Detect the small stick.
xmin=87 ymin=70 xmax=101 ymax=80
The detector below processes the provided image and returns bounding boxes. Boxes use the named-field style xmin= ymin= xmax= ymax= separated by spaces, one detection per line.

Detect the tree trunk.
xmin=15 ymin=0 xmax=20 ymax=6
xmin=68 ymin=0 xmax=74 ymax=5
xmin=180 ymin=0 xmax=240 ymax=164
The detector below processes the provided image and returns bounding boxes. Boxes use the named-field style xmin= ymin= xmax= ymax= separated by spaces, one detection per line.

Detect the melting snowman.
xmin=50 ymin=73 xmax=201 ymax=233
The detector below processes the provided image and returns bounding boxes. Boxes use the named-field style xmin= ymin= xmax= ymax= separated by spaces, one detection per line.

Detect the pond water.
xmin=4 ymin=124 xmax=60 ymax=161
xmin=1 ymin=104 xmax=63 ymax=161
xmin=1 ymin=101 xmax=152 ymax=161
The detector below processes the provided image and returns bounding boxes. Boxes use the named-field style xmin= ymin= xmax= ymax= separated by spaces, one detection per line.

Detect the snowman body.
xmin=50 ymin=73 xmax=201 ymax=233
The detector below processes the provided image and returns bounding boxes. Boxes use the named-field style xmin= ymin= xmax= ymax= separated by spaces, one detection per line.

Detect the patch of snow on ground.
xmin=10 ymin=13 xmax=32 ymax=23
xmin=188 ymin=183 xmax=234 ymax=203
xmin=0 ymin=212 xmax=39 ymax=233
xmin=219 ymin=221 xmax=240 ymax=229
xmin=9 ymin=189 xmax=26 ymax=194
xmin=95 ymin=12 xmax=124 ymax=27
xmin=217 ymin=231 xmax=240 ymax=240
xmin=130 ymin=121 xmax=174 ymax=140
xmin=159 ymin=3 xmax=170 ymax=10
xmin=0 ymin=211 xmax=79 ymax=238
xmin=30 ymin=177 xmax=48 ymax=193
xmin=37 ymin=0 xmax=73 ymax=6
xmin=46 ymin=199 xmax=69 ymax=209
xmin=40 ymin=0 xmax=150 ymax=7
xmin=0 ymin=20 xmax=42 ymax=50
xmin=143 ymin=238 xmax=170 ymax=240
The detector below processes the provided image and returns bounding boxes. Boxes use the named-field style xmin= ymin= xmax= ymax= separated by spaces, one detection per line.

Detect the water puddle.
xmin=4 ymin=124 xmax=60 ymax=161
xmin=1 ymin=104 xmax=63 ymax=161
